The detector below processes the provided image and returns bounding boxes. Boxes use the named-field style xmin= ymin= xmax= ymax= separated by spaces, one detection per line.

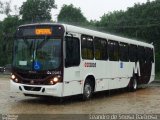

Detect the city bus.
xmin=10 ymin=23 xmax=155 ymax=100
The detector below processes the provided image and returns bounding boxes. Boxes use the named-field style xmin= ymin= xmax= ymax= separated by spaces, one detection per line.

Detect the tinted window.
xmin=146 ymin=48 xmax=154 ymax=63
xmin=13 ymin=38 xmax=62 ymax=71
xmin=150 ymin=49 xmax=154 ymax=62
xmin=81 ymin=35 xmax=94 ymax=60
xmin=129 ymin=44 xmax=137 ymax=62
xmin=65 ymin=37 xmax=80 ymax=67
xmin=94 ymin=37 xmax=108 ymax=60
xmin=108 ymin=40 xmax=119 ymax=61
xmin=119 ymin=42 xmax=129 ymax=62
xmin=138 ymin=46 xmax=146 ymax=62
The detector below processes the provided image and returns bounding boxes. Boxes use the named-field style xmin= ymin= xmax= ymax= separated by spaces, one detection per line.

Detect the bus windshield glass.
xmin=13 ymin=38 xmax=61 ymax=71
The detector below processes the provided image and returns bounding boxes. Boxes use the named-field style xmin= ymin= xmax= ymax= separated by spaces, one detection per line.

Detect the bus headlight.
xmin=49 ymin=76 xmax=60 ymax=85
xmin=11 ymin=74 xmax=16 ymax=80
xmin=11 ymin=74 xmax=19 ymax=83
xmin=53 ymin=77 xmax=58 ymax=82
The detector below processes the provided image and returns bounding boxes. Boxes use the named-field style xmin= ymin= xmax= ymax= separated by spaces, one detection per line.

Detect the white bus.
xmin=10 ymin=23 xmax=155 ymax=100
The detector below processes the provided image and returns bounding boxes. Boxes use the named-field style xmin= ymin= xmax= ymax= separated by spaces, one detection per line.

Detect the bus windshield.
xmin=13 ymin=38 xmax=61 ymax=71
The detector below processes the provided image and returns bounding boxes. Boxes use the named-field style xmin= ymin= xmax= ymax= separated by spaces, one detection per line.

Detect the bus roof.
xmin=64 ymin=24 xmax=153 ymax=48
xmin=19 ymin=23 xmax=154 ymax=48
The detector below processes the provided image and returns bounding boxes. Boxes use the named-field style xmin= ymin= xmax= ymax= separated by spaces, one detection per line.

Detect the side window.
xmin=146 ymin=48 xmax=154 ymax=63
xmin=151 ymin=49 xmax=154 ymax=62
xmin=129 ymin=44 xmax=137 ymax=62
xmin=81 ymin=35 xmax=94 ymax=60
xmin=94 ymin=37 xmax=108 ymax=60
xmin=65 ymin=36 xmax=80 ymax=67
xmin=108 ymin=40 xmax=119 ymax=61
xmin=119 ymin=42 xmax=129 ymax=62
xmin=138 ymin=46 xmax=146 ymax=62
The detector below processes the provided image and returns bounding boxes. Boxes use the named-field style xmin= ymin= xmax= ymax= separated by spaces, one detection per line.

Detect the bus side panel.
xmin=91 ymin=61 xmax=109 ymax=92
xmin=107 ymin=62 xmax=132 ymax=90
xmin=63 ymin=67 xmax=82 ymax=96
xmin=118 ymin=62 xmax=133 ymax=88
xmin=107 ymin=61 xmax=120 ymax=90
xmin=80 ymin=60 xmax=99 ymax=91
xmin=148 ymin=62 xmax=155 ymax=84
xmin=148 ymin=49 xmax=155 ymax=83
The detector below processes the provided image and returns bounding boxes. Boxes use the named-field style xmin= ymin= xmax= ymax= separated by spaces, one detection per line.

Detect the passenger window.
xmin=138 ymin=46 xmax=146 ymax=62
xmin=108 ymin=40 xmax=119 ymax=61
xmin=94 ymin=37 xmax=108 ymax=60
xmin=119 ymin=42 xmax=129 ymax=62
xmin=150 ymin=49 xmax=154 ymax=62
xmin=81 ymin=35 xmax=94 ymax=60
xmin=129 ymin=44 xmax=137 ymax=62
xmin=146 ymin=48 xmax=154 ymax=63
xmin=65 ymin=36 xmax=80 ymax=67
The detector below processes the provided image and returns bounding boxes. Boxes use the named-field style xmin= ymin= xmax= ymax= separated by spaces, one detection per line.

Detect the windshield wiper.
xmin=36 ymin=37 xmax=49 ymax=50
xmin=23 ymin=39 xmax=34 ymax=55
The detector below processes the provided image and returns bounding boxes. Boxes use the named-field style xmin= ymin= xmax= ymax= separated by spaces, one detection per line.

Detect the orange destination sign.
xmin=35 ymin=28 xmax=52 ymax=35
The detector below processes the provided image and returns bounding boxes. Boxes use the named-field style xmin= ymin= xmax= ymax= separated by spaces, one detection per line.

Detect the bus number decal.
xmin=47 ymin=71 xmax=62 ymax=75
xmin=120 ymin=62 xmax=123 ymax=68
xmin=84 ymin=62 xmax=96 ymax=67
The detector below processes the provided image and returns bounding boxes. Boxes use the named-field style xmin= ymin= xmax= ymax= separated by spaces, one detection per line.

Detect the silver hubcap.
xmin=133 ymin=79 xmax=137 ymax=89
xmin=84 ymin=84 xmax=91 ymax=98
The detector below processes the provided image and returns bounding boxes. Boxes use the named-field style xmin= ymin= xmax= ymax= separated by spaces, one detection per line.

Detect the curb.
xmin=151 ymin=80 xmax=160 ymax=84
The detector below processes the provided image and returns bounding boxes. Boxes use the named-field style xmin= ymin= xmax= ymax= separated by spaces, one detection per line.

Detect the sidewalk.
xmin=152 ymin=80 xmax=160 ymax=84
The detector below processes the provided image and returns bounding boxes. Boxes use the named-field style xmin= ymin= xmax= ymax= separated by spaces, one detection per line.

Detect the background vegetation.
xmin=0 ymin=0 xmax=159 ymax=75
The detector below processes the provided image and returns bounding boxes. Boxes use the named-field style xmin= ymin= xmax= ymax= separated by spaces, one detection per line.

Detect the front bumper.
xmin=10 ymin=80 xmax=63 ymax=97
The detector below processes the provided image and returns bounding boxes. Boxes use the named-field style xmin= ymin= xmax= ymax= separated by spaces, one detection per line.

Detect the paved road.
xmin=0 ymin=76 xmax=160 ymax=115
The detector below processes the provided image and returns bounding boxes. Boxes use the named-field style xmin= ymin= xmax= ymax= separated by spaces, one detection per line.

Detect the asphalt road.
xmin=0 ymin=76 xmax=160 ymax=119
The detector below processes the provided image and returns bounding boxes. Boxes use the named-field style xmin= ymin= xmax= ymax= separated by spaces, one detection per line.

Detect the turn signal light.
xmin=15 ymin=78 xmax=19 ymax=83
xmin=50 ymin=80 xmax=54 ymax=85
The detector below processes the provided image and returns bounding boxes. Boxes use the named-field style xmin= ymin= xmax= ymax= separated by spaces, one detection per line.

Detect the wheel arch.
xmin=83 ymin=74 xmax=96 ymax=92
xmin=127 ymin=72 xmax=139 ymax=91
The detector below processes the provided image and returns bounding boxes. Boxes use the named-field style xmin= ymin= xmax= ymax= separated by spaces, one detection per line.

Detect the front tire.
xmin=83 ymin=80 xmax=93 ymax=100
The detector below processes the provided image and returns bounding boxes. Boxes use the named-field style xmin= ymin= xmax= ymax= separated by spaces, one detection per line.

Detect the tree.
xmin=0 ymin=16 xmax=21 ymax=65
xmin=19 ymin=0 xmax=56 ymax=22
xmin=0 ymin=1 xmax=12 ymax=16
xmin=58 ymin=4 xmax=87 ymax=25
xmin=92 ymin=0 xmax=160 ymax=73
xmin=0 ymin=1 xmax=3 ymax=14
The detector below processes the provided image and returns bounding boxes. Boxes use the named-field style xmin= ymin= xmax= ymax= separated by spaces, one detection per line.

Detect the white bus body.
xmin=10 ymin=23 xmax=155 ymax=99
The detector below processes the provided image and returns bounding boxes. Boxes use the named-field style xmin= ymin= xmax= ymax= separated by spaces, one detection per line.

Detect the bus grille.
xmin=24 ymin=86 xmax=41 ymax=91
xmin=17 ymin=73 xmax=48 ymax=80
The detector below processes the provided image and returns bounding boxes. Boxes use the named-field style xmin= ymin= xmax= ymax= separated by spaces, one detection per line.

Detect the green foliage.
xmin=19 ymin=0 xmax=56 ymax=22
xmin=0 ymin=1 xmax=12 ymax=16
xmin=58 ymin=4 xmax=87 ymax=25
xmin=92 ymin=0 xmax=160 ymax=73
xmin=0 ymin=0 xmax=57 ymax=66
xmin=0 ymin=0 xmax=160 ymax=74
xmin=155 ymin=52 xmax=160 ymax=73
xmin=0 ymin=16 xmax=21 ymax=66
xmin=0 ymin=1 xmax=3 ymax=14
xmin=156 ymin=72 xmax=160 ymax=80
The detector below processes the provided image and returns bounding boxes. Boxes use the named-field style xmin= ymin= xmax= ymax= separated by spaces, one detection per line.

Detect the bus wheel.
xmin=130 ymin=77 xmax=138 ymax=92
xmin=83 ymin=80 xmax=93 ymax=100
